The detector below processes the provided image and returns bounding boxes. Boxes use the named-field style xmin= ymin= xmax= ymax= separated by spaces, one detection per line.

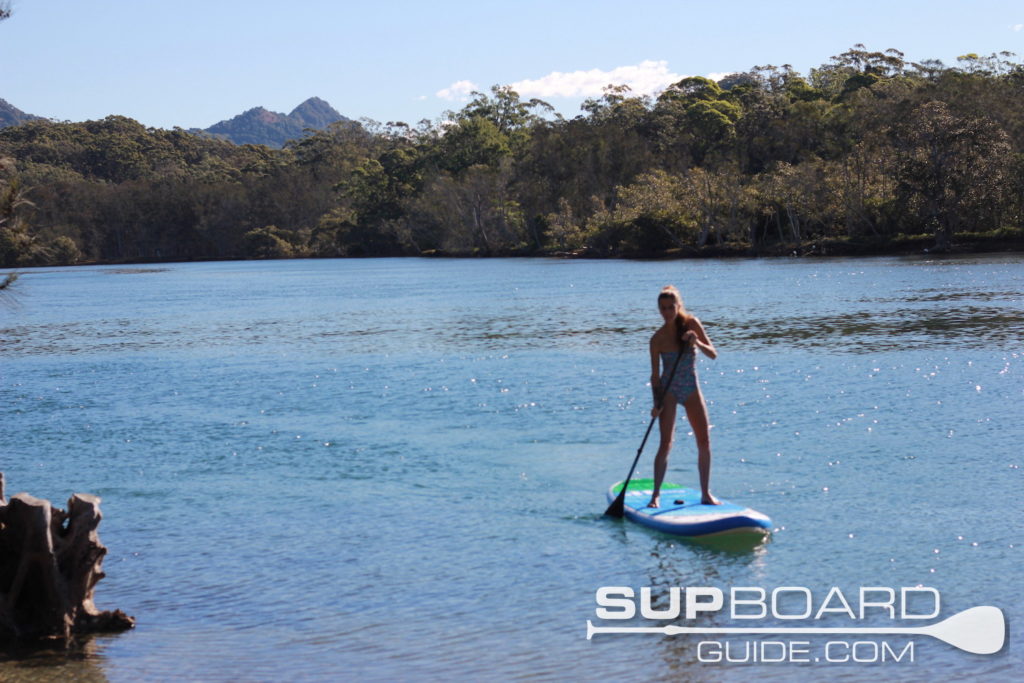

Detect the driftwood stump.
xmin=0 ymin=472 xmax=135 ymax=642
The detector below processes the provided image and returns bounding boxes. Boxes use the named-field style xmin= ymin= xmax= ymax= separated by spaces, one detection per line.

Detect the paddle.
xmin=586 ymin=605 xmax=1006 ymax=655
xmin=604 ymin=343 xmax=687 ymax=518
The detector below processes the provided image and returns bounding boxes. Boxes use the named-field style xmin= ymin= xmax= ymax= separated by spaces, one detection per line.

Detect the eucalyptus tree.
xmin=892 ymin=101 xmax=1011 ymax=249
xmin=455 ymin=85 xmax=554 ymax=140
xmin=648 ymin=76 xmax=740 ymax=168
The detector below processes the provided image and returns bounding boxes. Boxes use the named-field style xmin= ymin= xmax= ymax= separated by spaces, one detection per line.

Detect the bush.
xmin=49 ymin=235 xmax=81 ymax=265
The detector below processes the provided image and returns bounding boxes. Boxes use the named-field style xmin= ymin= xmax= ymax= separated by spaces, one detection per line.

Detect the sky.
xmin=2 ymin=0 xmax=1024 ymax=130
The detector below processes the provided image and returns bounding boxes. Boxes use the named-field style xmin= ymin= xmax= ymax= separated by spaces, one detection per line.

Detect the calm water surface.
xmin=1 ymin=256 xmax=1021 ymax=681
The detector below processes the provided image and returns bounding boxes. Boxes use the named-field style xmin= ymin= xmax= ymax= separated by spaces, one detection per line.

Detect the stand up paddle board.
xmin=608 ymin=479 xmax=772 ymax=538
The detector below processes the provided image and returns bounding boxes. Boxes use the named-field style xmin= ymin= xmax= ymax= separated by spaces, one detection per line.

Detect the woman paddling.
xmin=648 ymin=285 xmax=720 ymax=508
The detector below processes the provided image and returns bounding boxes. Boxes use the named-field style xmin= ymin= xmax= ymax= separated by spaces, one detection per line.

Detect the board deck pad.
xmin=609 ymin=478 xmax=772 ymax=538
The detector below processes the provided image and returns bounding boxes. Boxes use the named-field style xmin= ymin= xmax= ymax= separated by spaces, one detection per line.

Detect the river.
xmin=1 ymin=255 xmax=1021 ymax=681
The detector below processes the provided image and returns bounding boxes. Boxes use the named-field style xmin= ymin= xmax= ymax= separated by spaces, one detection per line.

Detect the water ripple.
xmin=1 ymin=256 xmax=1021 ymax=681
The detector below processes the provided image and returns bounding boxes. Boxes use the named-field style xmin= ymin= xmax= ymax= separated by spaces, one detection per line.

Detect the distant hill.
xmin=0 ymin=98 xmax=41 ymax=128
xmin=0 ymin=96 xmax=348 ymax=147
xmin=197 ymin=97 xmax=349 ymax=148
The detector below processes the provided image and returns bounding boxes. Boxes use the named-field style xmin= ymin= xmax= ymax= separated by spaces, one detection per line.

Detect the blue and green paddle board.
xmin=608 ymin=479 xmax=772 ymax=538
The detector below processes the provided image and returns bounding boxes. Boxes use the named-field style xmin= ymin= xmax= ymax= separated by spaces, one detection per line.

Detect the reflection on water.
xmin=722 ymin=306 xmax=1024 ymax=351
xmin=1 ymin=255 xmax=1021 ymax=681
xmin=0 ymin=637 xmax=110 ymax=683
xmin=605 ymin=516 xmax=773 ymax=556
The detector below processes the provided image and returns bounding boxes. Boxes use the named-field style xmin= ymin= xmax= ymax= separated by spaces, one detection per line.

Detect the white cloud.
xmin=436 ymin=80 xmax=479 ymax=101
xmin=1013 ymin=23 xmax=1024 ymax=31
xmin=508 ymin=60 xmax=686 ymax=98
xmin=436 ymin=62 xmax=733 ymax=106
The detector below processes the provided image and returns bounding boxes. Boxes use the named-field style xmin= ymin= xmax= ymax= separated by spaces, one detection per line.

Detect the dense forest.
xmin=2 ymin=45 xmax=1024 ymax=267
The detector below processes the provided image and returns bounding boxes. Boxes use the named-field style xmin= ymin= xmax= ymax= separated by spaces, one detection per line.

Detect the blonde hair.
xmin=658 ymin=285 xmax=691 ymax=347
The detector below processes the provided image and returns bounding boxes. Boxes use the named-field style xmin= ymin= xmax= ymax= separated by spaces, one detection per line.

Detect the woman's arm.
xmin=686 ymin=317 xmax=717 ymax=360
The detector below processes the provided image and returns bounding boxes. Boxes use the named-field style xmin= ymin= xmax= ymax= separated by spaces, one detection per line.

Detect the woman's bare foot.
xmin=647 ymin=495 xmax=660 ymax=508
xmin=701 ymin=493 xmax=721 ymax=505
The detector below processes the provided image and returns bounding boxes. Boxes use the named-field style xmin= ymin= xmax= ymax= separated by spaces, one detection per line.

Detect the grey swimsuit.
xmin=660 ymin=349 xmax=698 ymax=404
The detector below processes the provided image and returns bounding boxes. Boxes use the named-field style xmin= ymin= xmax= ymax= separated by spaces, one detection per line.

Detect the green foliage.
xmin=434 ymin=117 xmax=511 ymax=174
xmin=543 ymin=198 xmax=586 ymax=251
xmin=49 ymin=235 xmax=82 ymax=265
xmin=457 ymin=86 xmax=553 ymax=132
xmin=2 ymin=44 xmax=1023 ymax=263
xmin=407 ymin=162 xmax=525 ymax=254
xmin=0 ymin=170 xmax=40 ymax=266
xmin=586 ymin=170 xmax=697 ymax=253
xmin=785 ymin=77 xmax=826 ymax=102
xmin=661 ymin=76 xmax=724 ymax=103
xmin=243 ymin=225 xmax=299 ymax=259
xmin=890 ymin=100 xmax=1011 ymax=249
xmin=842 ymin=72 xmax=882 ymax=95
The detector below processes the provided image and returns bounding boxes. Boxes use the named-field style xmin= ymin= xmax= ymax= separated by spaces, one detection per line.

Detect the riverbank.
xmin=4 ymin=228 xmax=1022 ymax=271
xmin=430 ymin=228 xmax=1024 ymax=260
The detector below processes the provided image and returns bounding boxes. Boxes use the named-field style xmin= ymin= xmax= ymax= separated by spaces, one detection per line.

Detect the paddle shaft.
xmin=590 ymin=623 xmax=941 ymax=637
xmin=605 ymin=342 xmax=688 ymax=517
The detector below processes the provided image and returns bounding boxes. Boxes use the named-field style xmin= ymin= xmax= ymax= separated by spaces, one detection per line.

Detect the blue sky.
xmin=2 ymin=0 xmax=1023 ymax=130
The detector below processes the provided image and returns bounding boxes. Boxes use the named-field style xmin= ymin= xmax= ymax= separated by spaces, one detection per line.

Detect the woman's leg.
xmin=648 ymin=394 xmax=677 ymax=508
xmin=684 ymin=390 xmax=720 ymax=505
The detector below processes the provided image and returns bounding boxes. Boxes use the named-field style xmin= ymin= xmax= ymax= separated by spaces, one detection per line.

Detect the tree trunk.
xmin=0 ymin=473 xmax=135 ymax=643
xmin=696 ymin=220 xmax=709 ymax=247
xmin=786 ymin=205 xmax=801 ymax=244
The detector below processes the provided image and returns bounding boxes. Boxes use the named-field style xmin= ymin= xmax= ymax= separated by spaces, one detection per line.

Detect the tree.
xmin=830 ymin=45 xmax=906 ymax=78
xmin=830 ymin=141 xmax=898 ymax=239
xmin=0 ymin=168 xmax=43 ymax=266
xmin=542 ymin=197 xmax=585 ymax=251
xmin=955 ymin=51 xmax=1019 ymax=77
xmin=586 ymin=170 xmax=696 ymax=253
xmin=456 ymin=85 xmax=554 ymax=141
xmin=649 ymin=77 xmax=740 ymax=167
xmin=892 ymin=101 xmax=1011 ymax=249
xmin=754 ymin=160 xmax=839 ymax=245
xmin=408 ymin=161 xmax=524 ymax=254
xmin=242 ymin=225 xmax=297 ymax=259
xmin=434 ymin=116 xmax=511 ymax=174
xmin=681 ymin=165 xmax=752 ymax=247
xmin=2 ymin=40 xmax=1023 ymax=263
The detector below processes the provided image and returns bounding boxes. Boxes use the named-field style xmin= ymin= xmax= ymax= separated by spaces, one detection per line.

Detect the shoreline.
xmin=4 ymin=234 xmax=1023 ymax=270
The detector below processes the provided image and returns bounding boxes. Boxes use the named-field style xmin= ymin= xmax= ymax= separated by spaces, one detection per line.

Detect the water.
xmin=1 ymin=256 xmax=1021 ymax=681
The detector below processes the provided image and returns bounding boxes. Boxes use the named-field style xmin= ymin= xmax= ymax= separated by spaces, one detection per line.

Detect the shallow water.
xmin=1 ymin=256 xmax=1021 ymax=681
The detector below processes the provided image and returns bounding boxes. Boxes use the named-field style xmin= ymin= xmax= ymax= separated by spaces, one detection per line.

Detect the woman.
xmin=648 ymin=285 xmax=719 ymax=508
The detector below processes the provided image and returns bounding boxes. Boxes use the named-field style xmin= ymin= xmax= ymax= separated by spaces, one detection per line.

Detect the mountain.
xmin=0 ymin=98 xmax=41 ymax=128
xmin=289 ymin=97 xmax=346 ymax=130
xmin=199 ymin=97 xmax=349 ymax=148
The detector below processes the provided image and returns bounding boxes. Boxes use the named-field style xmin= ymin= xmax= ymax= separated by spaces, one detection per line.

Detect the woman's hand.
xmin=683 ymin=330 xmax=698 ymax=348
xmin=687 ymin=317 xmax=717 ymax=359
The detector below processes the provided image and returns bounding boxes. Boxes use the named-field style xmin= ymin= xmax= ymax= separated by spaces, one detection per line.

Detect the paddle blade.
xmin=604 ymin=490 xmax=626 ymax=517
xmin=934 ymin=605 xmax=1006 ymax=655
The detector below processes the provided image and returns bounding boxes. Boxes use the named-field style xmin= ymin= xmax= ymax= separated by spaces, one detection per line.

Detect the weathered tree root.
xmin=0 ymin=472 xmax=135 ymax=643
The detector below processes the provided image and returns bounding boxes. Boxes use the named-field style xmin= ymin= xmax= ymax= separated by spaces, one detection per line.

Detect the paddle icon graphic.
xmin=586 ymin=605 xmax=1005 ymax=655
